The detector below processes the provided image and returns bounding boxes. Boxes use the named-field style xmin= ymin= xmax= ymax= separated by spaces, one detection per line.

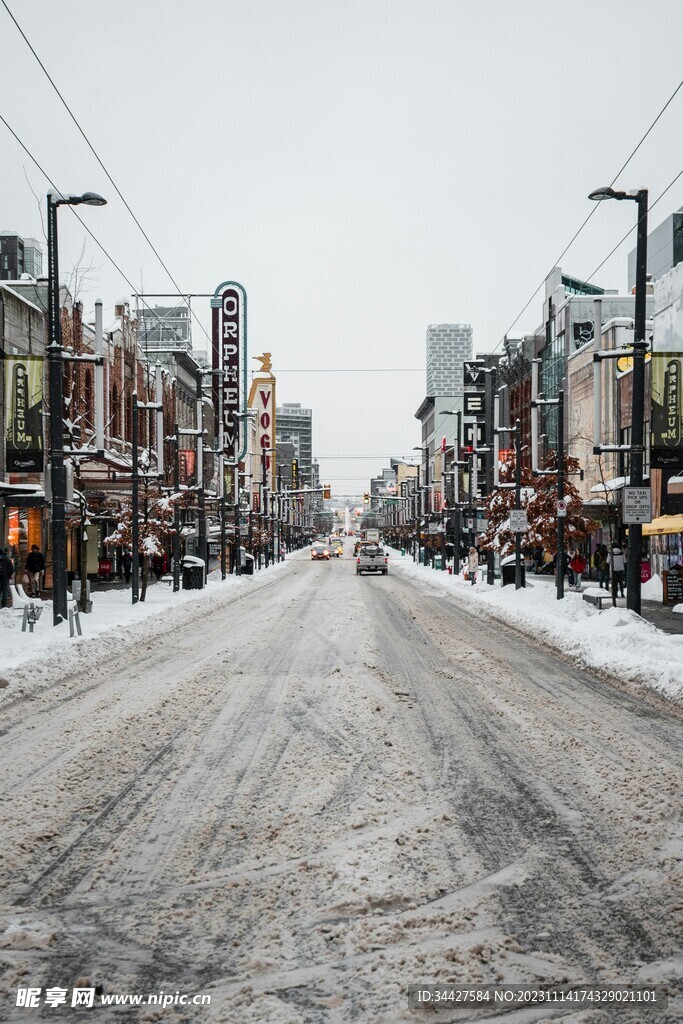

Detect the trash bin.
xmin=401 ymin=547 xmax=406 ymax=556
xmin=433 ymin=554 xmax=443 ymax=570
xmin=500 ymin=555 xmax=525 ymax=587
xmin=181 ymin=555 xmax=205 ymax=590
xmin=242 ymin=553 xmax=255 ymax=575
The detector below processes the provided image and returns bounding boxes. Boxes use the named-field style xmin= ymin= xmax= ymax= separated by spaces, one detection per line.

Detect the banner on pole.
xmin=4 ymin=355 xmax=43 ymax=472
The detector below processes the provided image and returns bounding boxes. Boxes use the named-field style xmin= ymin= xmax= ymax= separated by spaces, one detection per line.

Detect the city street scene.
xmin=1 ymin=1 xmax=683 ymax=1022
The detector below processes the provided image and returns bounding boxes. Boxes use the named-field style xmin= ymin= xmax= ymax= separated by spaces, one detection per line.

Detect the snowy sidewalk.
xmin=389 ymin=551 xmax=683 ymax=700
xmin=0 ymin=558 xmax=292 ymax=681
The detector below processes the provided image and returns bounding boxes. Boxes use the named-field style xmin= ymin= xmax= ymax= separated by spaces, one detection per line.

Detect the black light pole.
xmin=47 ymin=190 xmax=106 ymax=624
xmin=173 ymin=423 xmax=181 ymax=592
xmin=485 ymin=369 xmax=497 ymax=584
xmin=589 ymin=186 xmax=649 ymax=614
xmin=131 ymin=396 xmax=140 ymax=604
xmin=514 ymin=418 xmax=523 ymax=590
xmin=556 ymin=389 xmax=565 ymax=602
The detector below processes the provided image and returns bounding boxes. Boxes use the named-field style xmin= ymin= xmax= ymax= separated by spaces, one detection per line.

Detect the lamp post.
xmin=589 ymin=185 xmax=648 ymax=614
xmin=47 ymin=191 xmax=106 ymax=625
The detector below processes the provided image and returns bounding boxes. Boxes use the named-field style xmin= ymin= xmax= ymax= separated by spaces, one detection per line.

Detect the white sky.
xmin=2 ymin=0 xmax=683 ymax=495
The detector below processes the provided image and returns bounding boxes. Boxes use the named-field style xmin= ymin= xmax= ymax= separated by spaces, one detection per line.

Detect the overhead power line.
xmin=0 ymin=111 xmax=190 ymax=349
xmin=0 ymin=0 xmax=211 ymax=348
xmin=491 ymin=76 xmax=683 ymax=353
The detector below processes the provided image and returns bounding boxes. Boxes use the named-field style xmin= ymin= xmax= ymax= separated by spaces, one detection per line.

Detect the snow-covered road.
xmin=1 ymin=546 xmax=682 ymax=1022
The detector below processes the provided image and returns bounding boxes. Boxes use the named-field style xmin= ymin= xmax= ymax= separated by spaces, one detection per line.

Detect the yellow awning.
xmin=642 ymin=514 xmax=683 ymax=536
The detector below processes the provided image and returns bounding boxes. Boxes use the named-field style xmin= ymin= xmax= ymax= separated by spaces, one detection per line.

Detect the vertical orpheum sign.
xmin=211 ymin=281 xmax=247 ymax=504
xmin=4 ymin=355 xmax=44 ymax=471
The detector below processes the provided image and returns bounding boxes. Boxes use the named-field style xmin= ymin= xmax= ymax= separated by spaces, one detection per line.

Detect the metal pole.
xmin=94 ymin=299 xmax=104 ymax=450
xmin=515 ymin=418 xmax=522 ymax=590
xmin=47 ymin=195 xmax=68 ymax=625
xmin=196 ymin=369 xmax=207 ymax=581
xmin=131 ymin=397 xmax=139 ymax=604
xmin=173 ymin=423 xmax=180 ymax=592
xmin=556 ymin=390 xmax=565 ymax=601
xmin=485 ymin=369 xmax=496 ymax=584
xmin=627 ymin=189 xmax=649 ymax=616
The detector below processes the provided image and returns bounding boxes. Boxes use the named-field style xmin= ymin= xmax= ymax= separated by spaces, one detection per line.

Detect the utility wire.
xmin=585 ymin=165 xmax=683 ymax=285
xmin=0 ymin=0 xmax=211 ymax=348
xmin=0 ymin=110 xmax=188 ymax=349
xmin=491 ymin=76 xmax=683 ymax=353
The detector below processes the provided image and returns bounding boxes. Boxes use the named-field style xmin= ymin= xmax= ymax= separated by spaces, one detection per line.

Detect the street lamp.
xmin=47 ymin=190 xmax=106 ymax=625
xmin=589 ymin=185 xmax=648 ymax=614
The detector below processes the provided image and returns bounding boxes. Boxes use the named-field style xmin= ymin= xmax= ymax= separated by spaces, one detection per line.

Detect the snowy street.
xmin=1 ymin=545 xmax=682 ymax=1022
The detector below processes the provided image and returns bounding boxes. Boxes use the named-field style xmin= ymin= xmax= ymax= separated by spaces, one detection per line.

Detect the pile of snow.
xmin=390 ymin=552 xmax=683 ymax=700
xmin=0 ymin=558 xmax=291 ymax=678
xmin=642 ymin=573 xmax=664 ymax=601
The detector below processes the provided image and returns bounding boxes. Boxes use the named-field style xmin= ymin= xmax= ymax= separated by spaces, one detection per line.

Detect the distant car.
xmin=311 ymin=543 xmax=331 ymax=560
xmin=330 ymin=540 xmax=343 ymax=557
xmin=356 ymin=545 xmax=388 ymax=576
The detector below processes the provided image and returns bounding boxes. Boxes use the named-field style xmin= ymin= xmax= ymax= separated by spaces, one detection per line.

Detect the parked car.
xmin=356 ymin=545 xmax=388 ymax=576
xmin=311 ymin=543 xmax=331 ymax=560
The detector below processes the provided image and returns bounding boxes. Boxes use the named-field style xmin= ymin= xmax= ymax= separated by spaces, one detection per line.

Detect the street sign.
xmin=464 ymin=361 xmax=486 ymax=388
xmin=509 ymin=509 xmax=528 ymax=532
xmin=623 ymin=486 xmax=652 ymax=524
xmin=556 ymin=499 xmax=567 ymax=518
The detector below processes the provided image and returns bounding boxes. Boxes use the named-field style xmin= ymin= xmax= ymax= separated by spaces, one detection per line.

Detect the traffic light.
xmin=363 ymin=492 xmax=370 ymax=505
xmin=323 ymin=483 xmax=331 ymax=500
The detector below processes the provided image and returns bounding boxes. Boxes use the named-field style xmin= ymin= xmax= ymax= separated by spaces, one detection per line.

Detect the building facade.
xmin=276 ymin=403 xmax=313 ymax=483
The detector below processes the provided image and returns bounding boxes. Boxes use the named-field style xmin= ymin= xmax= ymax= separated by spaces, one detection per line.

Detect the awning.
xmin=590 ymin=476 xmax=627 ymax=494
xmin=642 ymin=515 xmax=683 ymax=536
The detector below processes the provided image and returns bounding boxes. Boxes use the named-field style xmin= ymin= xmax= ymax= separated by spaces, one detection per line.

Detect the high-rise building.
xmin=276 ymin=403 xmax=313 ymax=482
xmin=426 ymin=323 xmax=473 ymax=397
xmin=0 ymin=232 xmax=43 ymax=280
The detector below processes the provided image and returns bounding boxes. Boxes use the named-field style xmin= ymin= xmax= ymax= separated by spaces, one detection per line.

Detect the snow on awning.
xmin=590 ymin=476 xmax=627 ymax=494
xmin=0 ymin=481 xmax=44 ymax=495
xmin=667 ymin=475 xmax=683 ymax=496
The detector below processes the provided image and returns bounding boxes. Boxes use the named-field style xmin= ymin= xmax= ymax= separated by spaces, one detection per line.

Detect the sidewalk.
xmin=525 ymin=572 xmax=683 ymax=636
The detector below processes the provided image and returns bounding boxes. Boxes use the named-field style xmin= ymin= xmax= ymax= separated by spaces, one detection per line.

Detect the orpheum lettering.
xmin=665 ymin=360 xmax=681 ymax=446
xmin=211 ymin=283 xmax=244 ymax=456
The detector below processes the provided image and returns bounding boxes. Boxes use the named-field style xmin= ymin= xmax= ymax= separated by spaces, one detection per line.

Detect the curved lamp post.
xmin=47 ymin=191 xmax=107 ymax=625
xmin=588 ymin=185 xmax=648 ymax=615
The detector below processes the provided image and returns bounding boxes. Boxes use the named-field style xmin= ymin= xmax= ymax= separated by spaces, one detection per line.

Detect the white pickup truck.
xmin=356 ymin=544 xmax=389 ymax=576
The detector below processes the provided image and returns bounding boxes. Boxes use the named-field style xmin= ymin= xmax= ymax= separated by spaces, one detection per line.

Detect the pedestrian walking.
xmin=467 ymin=546 xmax=479 ymax=585
xmin=122 ymin=547 xmax=133 ymax=585
xmin=151 ymin=553 xmax=166 ymax=581
xmin=594 ymin=544 xmax=610 ymax=589
xmin=611 ymin=544 xmax=626 ymax=597
xmin=0 ymin=547 xmax=14 ymax=608
xmin=569 ymin=550 xmax=587 ymax=591
xmin=24 ymin=544 xmax=45 ymax=597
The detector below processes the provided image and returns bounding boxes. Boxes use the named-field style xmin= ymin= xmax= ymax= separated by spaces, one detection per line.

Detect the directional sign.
xmin=509 ymin=509 xmax=528 ymax=532
xmin=556 ymin=499 xmax=567 ymax=518
xmin=623 ymin=486 xmax=652 ymax=524
xmin=463 ymin=361 xmax=486 ymax=389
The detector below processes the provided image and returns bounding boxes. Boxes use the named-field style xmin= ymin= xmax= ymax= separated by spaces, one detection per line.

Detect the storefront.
xmin=0 ymin=484 xmax=47 ymax=581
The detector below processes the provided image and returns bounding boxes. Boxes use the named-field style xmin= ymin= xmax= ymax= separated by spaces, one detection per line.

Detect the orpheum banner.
xmin=651 ymin=353 xmax=683 ymax=469
xmin=4 ymin=354 xmax=43 ymax=472
xmin=211 ymin=281 xmax=246 ymax=458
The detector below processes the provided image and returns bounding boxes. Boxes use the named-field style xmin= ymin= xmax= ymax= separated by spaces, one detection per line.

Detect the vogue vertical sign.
xmin=4 ymin=355 xmax=44 ymax=472
xmin=211 ymin=281 xmax=246 ymax=458
xmin=248 ymin=367 xmax=276 ymax=492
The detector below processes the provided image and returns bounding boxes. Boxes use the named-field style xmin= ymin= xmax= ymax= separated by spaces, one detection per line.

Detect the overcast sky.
xmin=3 ymin=0 xmax=683 ymax=496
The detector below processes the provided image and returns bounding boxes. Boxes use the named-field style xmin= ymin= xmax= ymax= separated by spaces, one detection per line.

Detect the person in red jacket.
xmin=569 ymin=550 xmax=587 ymax=591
